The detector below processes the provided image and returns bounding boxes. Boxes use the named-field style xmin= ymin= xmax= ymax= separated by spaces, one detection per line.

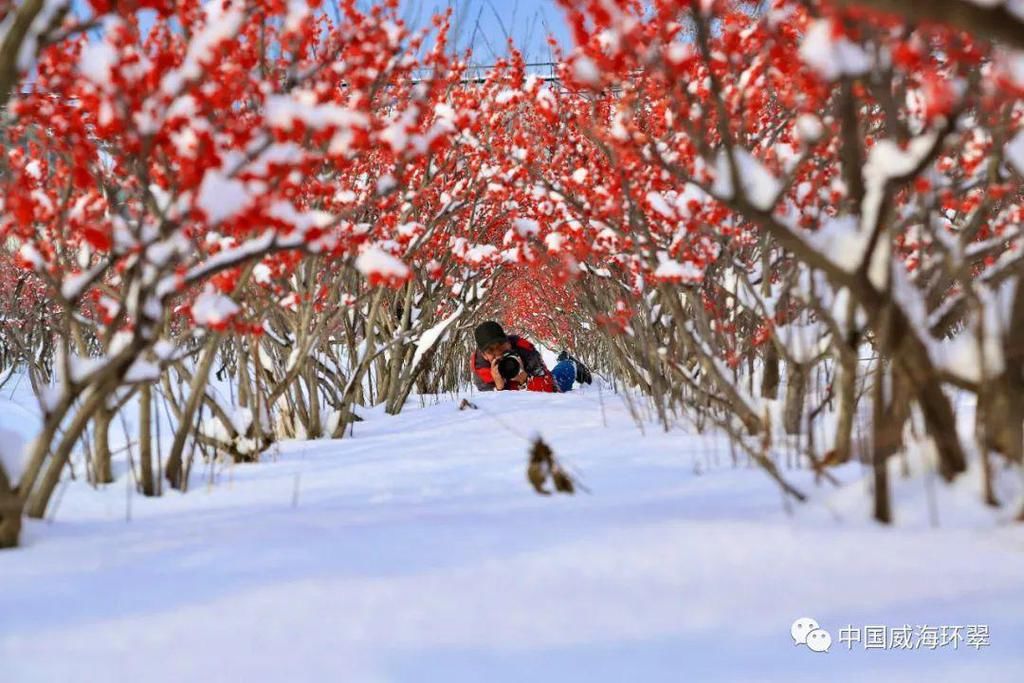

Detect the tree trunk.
xmin=290 ymin=380 xmax=311 ymax=437
xmin=25 ymin=376 xmax=120 ymax=518
xmin=978 ymin=376 xmax=1024 ymax=465
xmin=166 ymin=335 xmax=221 ymax=490
xmin=912 ymin=371 xmax=968 ymax=480
xmin=761 ymin=344 xmax=780 ymax=399
xmin=237 ymin=343 xmax=252 ymax=409
xmin=93 ymin=405 xmax=115 ymax=485
xmin=871 ymin=363 xmax=894 ymax=525
xmin=890 ymin=309 xmax=968 ymax=480
xmin=0 ymin=1 xmax=65 ymax=111
xmin=870 ymin=363 xmax=913 ymax=524
xmin=334 ymin=290 xmax=384 ymax=436
xmin=0 ymin=464 xmax=20 ymax=549
xmin=980 ymin=447 xmax=999 ymax=508
xmin=783 ymin=361 xmax=807 ymax=436
xmin=833 ymin=349 xmax=858 ymax=463
xmin=138 ymin=383 xmax=156 ymax=497
xmin=306 ymin=365 xmax=321 ymax=438
xmin=974 ymin=382 xmax=1002 ymax=508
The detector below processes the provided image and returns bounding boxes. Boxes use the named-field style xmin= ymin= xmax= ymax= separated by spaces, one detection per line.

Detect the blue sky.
xmin=70 ymin=0 xmax=571 ymax=66
xmin=394 ymin=0 xmax=570 ymax=63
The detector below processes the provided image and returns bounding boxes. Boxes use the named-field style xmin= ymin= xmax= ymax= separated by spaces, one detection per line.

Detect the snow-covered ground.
xmin=2 ymin=386 xmax=1023 ymax=682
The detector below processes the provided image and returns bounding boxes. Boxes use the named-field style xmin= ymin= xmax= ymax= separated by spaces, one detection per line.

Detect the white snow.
xmin=411 ymin=306 xmax=464 ymax=370
xmin=0 ymin=398 xmax=38 ymax=482
xmin=68 ymin=355 xmax=106 ymax=383
xmin=153 ymin=340 xmax=176 ymax=360
xmin=124 ymin=359 xmax=160 ymax=384
xmin=495 ymin=88 xmax=518 ymax=105
xmin=282 ymin=0 xmax=311 ymax=33
xmin=17 ymin=243 xmax=44 ymax=269
xmin=1005 ymin=129 xmax=1024 ymax=177
xmin=376 ymin=174 xmax=398 ymax=195
xmin=544 ymin=232 xmax=567 ymax=252
xmin=647 ymin=191 xmax=676 ymax=219
xmin=253 ymin=263 xmax=273 ymax=284
xmin=196 ymin=171 xmax=252 ymax=224
xmin=178 ymin=231 xmax=279 ymax=293
xmin=796 ymin=113 xmax=825 ymax=144
xmin=860 ymin=132 xmax=938 ymax=287
xmin=355 ymin=246 xmax=410 ymax=281
xmin=60 ymin=266 xmax=100 ymax=301
xmin=380 ymin=106 xmax=419 ymax=154
xmin=266 ymin=201 xmax=336 ymax=250
xmin=1011 ymin=0 xmax=1024 ymax=22
xmin=265 ymin=92 xmax=369 ymax=133
xmin=800 ymin=19 xmax=871 ymax=81
xmin=451 ymin=237 xmax=500 ymax=265
xmin=572 ymin=56 xmax=601 ymax=86
xmin=78 ymin=40 xmax=118 ymax=88
xmin=0 ymin=390 xmax=1022 ymax=681
xmin=665 ymin=42 xmax=693 ymax=66
xmin=397 ymin=221 xmax=425 ymax=239
xmin=653 ymin=253 xmax=703 ymax=283
xmin=513 ymin=218 xmax=540 ymax=238
xmin=807 ymin=214 xmax=867 ymax=272
xmin=159 ymin=0 xmax=246 ymax=95
xmin=199 ymin=412 xmax=233 ymax=445
xmin=776 ymin=323 xmax=825 ymax=363
xmin=712 ymin=148 xmax=781 ymax=210
xmin=191 ymin=287 xmax=240 ymax=326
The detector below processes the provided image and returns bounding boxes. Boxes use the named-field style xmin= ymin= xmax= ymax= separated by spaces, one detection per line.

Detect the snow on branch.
xmin=835 ymin=0 xmax=1024 ymax=50
xmin=355 ymin=246 xmax=412 ymax=288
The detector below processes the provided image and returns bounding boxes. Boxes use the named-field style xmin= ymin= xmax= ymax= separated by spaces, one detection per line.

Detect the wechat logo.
xmin=792 ymin=617 xmax=832 ymax=653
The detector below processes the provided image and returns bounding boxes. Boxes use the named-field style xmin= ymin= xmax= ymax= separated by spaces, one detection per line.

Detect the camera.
xmin=497 ymin=351 xmax=524 ymax=381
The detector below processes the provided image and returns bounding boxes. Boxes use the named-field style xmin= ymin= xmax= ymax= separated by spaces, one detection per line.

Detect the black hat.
xmin=474 ymin=320 xmax=507 ymax=349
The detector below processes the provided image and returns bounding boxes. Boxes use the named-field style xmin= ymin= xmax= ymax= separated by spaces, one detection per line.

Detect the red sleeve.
xmin=476 ymin=365 xmax=494 ymax=383
xmin=514 ymin=338 xmax=536 ymax=352
xmin=471 ymin=351 xmax=496 ymax=389
xmin=526 ymin=375 xmax=557 ymax=393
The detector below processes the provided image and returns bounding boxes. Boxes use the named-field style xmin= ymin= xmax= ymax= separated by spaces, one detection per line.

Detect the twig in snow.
xmin=527 ymin=437 xmax=587 ymax=496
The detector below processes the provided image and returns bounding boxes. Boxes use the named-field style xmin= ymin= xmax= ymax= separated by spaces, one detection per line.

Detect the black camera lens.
xmin=497 ymin=353 xmax=523 ymax=381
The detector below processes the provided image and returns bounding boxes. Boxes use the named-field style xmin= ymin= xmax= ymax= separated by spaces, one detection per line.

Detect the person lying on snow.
xmin=471 ymin=321 xmax=592 ymax=393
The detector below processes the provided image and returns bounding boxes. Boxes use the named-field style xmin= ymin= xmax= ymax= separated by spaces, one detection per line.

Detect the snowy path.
xmin=2 ymin=389 xmax=1023 ymax=682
